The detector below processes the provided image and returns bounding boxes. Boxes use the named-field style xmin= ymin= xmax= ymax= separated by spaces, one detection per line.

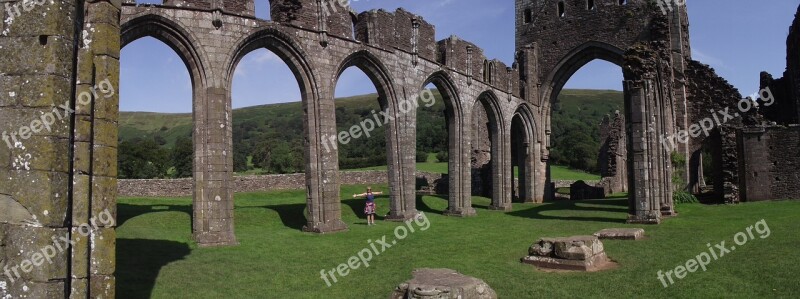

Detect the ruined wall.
xmin=119 ymin=171 xmax=392 ymax=197
xmin=597 ymin=111 xmax=627 ymax=194
xmin=516 ymin=0 xmax=656 ymax=98
xmin=684 ymin=60 xmax=755 ymax=203
xmin=161 ymin=0 xmax=256 ymax=17
xmin=270 ymin=0 xmax=353 ymax=39
xmin=354 ymin=8 xmax=437 ymax=61
xmin=471 ymin=102 xmax=492 ymax=197
xmin=738 ymin=125 xmax=800 ymax=201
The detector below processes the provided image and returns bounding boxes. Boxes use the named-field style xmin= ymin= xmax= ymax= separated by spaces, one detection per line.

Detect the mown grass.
xmin=117 ymin=186 xmax=800 ymax=298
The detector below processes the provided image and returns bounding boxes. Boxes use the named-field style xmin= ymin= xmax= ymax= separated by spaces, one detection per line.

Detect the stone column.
xmin=625 ymin=79 xmax=662 ymax=224
xmin=385 ymin=82 xmax=418 ymax=222
xmin=192 ymin=87 xmax=237 ymax=246
xmin=490 ymin=118 xmax=512 ymax=211
xmin=1 ymin=0 xmax=119 ymax=297
xmin=303 ymin=75 xmax=347 ymax=233
xmin=444 ymin=91 xmax=475 ymax=216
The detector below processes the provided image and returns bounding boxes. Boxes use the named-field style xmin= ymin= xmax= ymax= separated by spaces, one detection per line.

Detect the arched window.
xmin=619 ymin=0 xmax=627 ymax=5
xmin=587 ymin=0 xmax=596 ymax=10
xmin=558 ymin=1 xmax=566 ymax=17
xmin=483 ymin=60 xmax=490 ymax=83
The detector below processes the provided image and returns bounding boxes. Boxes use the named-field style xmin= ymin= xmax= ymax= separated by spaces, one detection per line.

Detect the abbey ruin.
xmin=1 ymin=0 xmax=798 ymax=296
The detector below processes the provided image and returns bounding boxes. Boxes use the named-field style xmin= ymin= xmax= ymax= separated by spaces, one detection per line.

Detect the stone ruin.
xmin=1 ymin=0 xmax=799 ymax=296
xmin=391 ymin=268 xmax=497 ymax=299
xmin=597 ymin=111 xmax=628 ymax=195
xmin=522 ymin=236 xmax=613 ymax=272
xmin=522 ymin=229 xmax=645 ymax=272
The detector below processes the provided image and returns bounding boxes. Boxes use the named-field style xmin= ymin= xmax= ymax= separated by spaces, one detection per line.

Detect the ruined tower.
xmin=513 ymin=0 xmax=693 ymax=223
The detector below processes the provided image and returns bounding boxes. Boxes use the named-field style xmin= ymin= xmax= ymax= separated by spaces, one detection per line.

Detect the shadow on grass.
xmin=416 ymin=194 xmax=447 ymax=215
xmin=265 ymin=203 xmax=307 ymax=230
xmin=117 ymin=203 xmax=191 ymax=228
xmin=508 ymin=199 xmax=628 ymax=223
xmin=116 ymin=239 xmax=191 ymax=299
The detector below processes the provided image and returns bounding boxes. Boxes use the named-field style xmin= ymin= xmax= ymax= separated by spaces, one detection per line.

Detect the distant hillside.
xmin=550 ymin=89 xmax=624 ymax=172
xmin=118 ymin=89 xmax=623 ymax=176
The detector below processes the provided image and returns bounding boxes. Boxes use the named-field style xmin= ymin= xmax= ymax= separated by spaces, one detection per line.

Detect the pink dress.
xmin=364 ymin=202 xmax=376 ymax=215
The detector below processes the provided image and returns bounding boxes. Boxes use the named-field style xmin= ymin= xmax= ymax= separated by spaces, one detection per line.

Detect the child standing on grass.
xmin=353 ymin=186 xmax=383 ymax=226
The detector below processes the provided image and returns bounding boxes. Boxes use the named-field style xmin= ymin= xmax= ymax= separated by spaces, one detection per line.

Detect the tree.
xmin=171 ymin=136 xmax=193 ymax=178
xmin=118 ymin=138 xmax=170 ymax=179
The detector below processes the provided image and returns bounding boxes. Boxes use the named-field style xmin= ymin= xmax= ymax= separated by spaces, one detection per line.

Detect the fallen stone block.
xmin=593 ymin=228 xmax=645 ymax=240
xmin=390 ymin=268 xmax=497 ymax=299
xmin=522 ymin=236 xmax=615 ymax=272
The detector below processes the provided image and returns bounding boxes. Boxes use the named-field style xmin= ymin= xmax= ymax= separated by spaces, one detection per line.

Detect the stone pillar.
xmin=303 ymin=78 xmax=347 ymax=233
xmin=625 ymin=80 xmax=662 ymax=224
xmin=1 ymin=0 xmax=119 ymax=297
xmin=490 ymin=119 xmax=512 ymax=211
xmin=386 ymin=83 xmax=418 ymax=221
xmin=193 ymin=87 xmax=237 ymax=246
xmin=444 ymin=90 xmax=475 ymax=217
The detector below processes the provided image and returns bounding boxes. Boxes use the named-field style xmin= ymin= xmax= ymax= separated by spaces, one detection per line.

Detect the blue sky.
xmin=120 ymin=0 xmax=800 ymax=112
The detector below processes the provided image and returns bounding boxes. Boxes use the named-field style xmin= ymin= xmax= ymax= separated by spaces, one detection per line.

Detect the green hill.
xmin=118 ymin=89 xmax=622 ymax=178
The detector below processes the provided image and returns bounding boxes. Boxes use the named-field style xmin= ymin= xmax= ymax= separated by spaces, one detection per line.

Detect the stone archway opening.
xmin=473 ymin=91 xmax=509 ymax=211
xmin=418 ymin=73 xmax=475 ymax=216
xmin=510 ymin=109 xmax=536 ymax=203
xmin=120 ymin=14 xmax=214 ymax=243
xmin=230 ymin=48 xmax=304 ymax=177
xmin=548 ymin=58 xmax=627 ymax=201
xmin=226 ymin=29 xmax=334 ymax=233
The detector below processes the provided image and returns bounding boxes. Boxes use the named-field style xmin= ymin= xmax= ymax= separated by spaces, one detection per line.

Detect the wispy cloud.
xmin=692 ymin=48 xmax=728 ymax=70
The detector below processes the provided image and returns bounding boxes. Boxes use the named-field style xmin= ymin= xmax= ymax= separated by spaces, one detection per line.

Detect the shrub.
xmin=416 ymin=151 xmax=428 ymax=163
xmin=673 ymin=191 xmax=699 ymax=204
xmin=436 ymin=151 xmax=449 ymax=163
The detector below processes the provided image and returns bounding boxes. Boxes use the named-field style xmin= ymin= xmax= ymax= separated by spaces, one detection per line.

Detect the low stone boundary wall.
xmin=119 ymin=172 xmax=602 ymax=198
xmin=118 ymin=171 xmax=390 ymax=197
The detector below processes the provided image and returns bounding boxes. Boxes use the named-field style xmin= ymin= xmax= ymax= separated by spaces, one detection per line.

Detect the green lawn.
xmin=117 ymin=187 xmax=800 ymax=298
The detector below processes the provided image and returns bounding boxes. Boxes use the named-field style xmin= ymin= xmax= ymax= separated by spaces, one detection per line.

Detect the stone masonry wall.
xmin=738 ymin=125 xmax=800 ymax=201
xmin=119 ymin=171 xmax=390 ymax=197
xmin=597 ymin=111 xmax=627 ymax=194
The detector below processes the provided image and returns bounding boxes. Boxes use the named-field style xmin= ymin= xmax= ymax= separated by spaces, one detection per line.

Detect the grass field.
xmin=117 ymin=186 xmax=800 ymax=298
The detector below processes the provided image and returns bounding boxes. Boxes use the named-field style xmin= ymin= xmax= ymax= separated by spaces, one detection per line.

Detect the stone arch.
xmin=474 ymin=90 xmax=511 ymax=210
xmin=120 ymin=14 xmax=236 ymax=245
xmin=422 ymin=70 xmax=475 ymax=216
xmin=333 ymin=50 xmax=417 ymax=220
xmin=121 ymin=14 xmax=208 ymax=88
xmin=541 ymin=41 xmax=624 ymax=107
xmin=225 ymin=27 xmax=345 ymax=232
xmin=511 ymin=103 xmax=539 ymax=203
xmin=226 ymin=27 xmax=316 ymax=101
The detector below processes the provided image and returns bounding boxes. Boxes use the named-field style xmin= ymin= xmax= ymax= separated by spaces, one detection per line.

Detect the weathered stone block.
xmin=5 ymin=226 xmax=69 ymax=281
xmin=593 ymin=228 xmax=645 ymax=240
xmin=523 ymin=236 xmax=613 ymax=271
xmin=90 ymin=228 xmax=115 ymax=276
xmin=391 ymin=268 xmax=497 ymax=299
xmin=553 ymin=236 xmax=604 ymax=260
